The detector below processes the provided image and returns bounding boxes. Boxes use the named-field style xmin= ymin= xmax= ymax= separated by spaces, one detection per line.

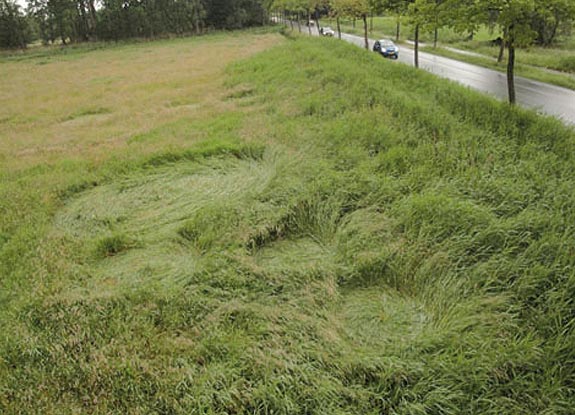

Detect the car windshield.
xmin=381 ymin=40 xmax=395 ymax=47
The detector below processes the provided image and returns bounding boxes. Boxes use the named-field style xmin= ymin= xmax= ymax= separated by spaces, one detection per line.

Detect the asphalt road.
xmin=317 ymin=29 xmax=575 ymax=125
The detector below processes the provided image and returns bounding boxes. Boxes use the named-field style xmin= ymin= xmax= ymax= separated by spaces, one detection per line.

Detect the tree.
xmin=26 ymin=0 xmax=270 ymax=45
xmin=429 ymin=0 xmax=446 ymax=47
xmin=383 ymin=0 xmax=410 ymax=41
xmin=307 ymin=0 xmax=326 ymax=34
xmin=442 ymin=0 xmax=485 ymax=41
xmin=493 ymin=0 xmax=536 ymax=104
xmin=532 ymin=0 xmax=575 ymax=46
xmin=446 ymin=0 xmax=542 ymax=104
xmin=27 ymin=0 xmax=76 ymax=44
xmin=328 ymin=0 xmax=342 ymax=38
xmin=0 ymin=0 xmax=32 ymax=48
xmin=289 ymin=0 xmax=308 ymax=33
xmin=406 ymin=0 xmax=447 ymax=48
xmin=273 ymin=0 xmax=311 ymax=32
xmin=368 ymin=0 xmax=385 ymax=33
xmin=333 ymin=0 xmax=370 ymax=49
xmin=206 ymin=0 xmax=267 ymax=30
xmin=407 ymin=0 xmax=433 ymax=68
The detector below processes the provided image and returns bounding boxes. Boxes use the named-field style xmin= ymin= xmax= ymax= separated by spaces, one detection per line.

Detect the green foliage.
xmin=0 ymin=0 xmax=32 ymax=48
xmin=532 ymin=0 xmax=575 ymax=46
xmin=95 ymin=0 xmax=209 ymax=41
xmin=557 ymin=54 xmax=575 ymax=72
xmin=21 ymin=0 xmax=269 ymax=46
xmin=332 ymin=0 xmax=370 ymax=18
xmin=207 ymin=0 xmax=267 ymax=29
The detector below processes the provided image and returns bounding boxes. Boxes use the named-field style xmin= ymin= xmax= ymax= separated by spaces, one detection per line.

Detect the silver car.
xmin=320 ymin=27 xmax=335 ymax=37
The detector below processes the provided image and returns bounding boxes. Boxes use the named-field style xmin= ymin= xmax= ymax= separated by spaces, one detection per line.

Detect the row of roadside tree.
xmin=271 ymin=0 xmax=575 ymax=103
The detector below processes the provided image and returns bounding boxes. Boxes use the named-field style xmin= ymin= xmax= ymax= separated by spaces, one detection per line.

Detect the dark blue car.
xmin=373 ymin=39 xmax=399 ymax=60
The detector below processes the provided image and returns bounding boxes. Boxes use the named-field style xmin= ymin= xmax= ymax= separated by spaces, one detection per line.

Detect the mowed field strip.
xmin=0 ymin=31 xmax=282 ymax=170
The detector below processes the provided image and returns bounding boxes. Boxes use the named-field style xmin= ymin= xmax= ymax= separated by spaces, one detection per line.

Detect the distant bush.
xmin=558 ymin=55 xmax=575 ymax=72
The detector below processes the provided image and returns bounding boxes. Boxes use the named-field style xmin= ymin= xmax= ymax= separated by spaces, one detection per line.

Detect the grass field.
xmin=0 ymin=30 xmax=279 ymax=170
xmin=2 ymin=29 xmax=575 ymax=413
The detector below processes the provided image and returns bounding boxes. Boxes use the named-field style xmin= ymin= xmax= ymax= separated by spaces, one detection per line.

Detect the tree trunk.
xmin=396 ymin=18 xmax=400 ymax=41
xmin=363 ymin=14 xmax=368 ymax=50
xmin=414 ymin=24 xmax=419 ymax=68
xmin=314 ymin=17 xmax=320 ymax=35
xmin=78 ymin=1 xmax=89 ymax=41
xmin=87 ymin=0 xmax=97 ymax=40
xmin=290 ymin=13 xmax=294 ymax=31
xmin=308 ymin=10 xmax=312 ymax=35
xmin=497 ymin=38 xmax=505 ymax=63
xmin=497 ymin=28 xmax=507 ymax=63
xmin=297 ymin=14 xmax=301 ymax=33
xmin=434 ymin=26 xmax=438 ymax=48
xmin=507 ymin=31 xmax=516 ymax=104
xmin=546 ymin=19 xmax=559 ymax=46
xmin=337 ymin=16 xmax=341 ymax=40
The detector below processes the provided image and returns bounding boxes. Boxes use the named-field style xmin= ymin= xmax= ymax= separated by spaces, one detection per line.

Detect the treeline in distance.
xmin=0 ymin=0 xmax=273 ymax=48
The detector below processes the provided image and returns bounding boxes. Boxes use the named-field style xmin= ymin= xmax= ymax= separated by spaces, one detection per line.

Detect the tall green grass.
xmin=1 ymin=34 xmax=574 ymax=413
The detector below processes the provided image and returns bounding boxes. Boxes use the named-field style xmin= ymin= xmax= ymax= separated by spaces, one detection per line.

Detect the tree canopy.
xmin=2 ymin=0 xmax=270 ymax=47
xmin=0 ymin=0 xmax=32 ymax=48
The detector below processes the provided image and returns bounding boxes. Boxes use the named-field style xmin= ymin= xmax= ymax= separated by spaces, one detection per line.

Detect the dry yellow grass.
xmin=0 ymin=32 xmax=283 ymax=170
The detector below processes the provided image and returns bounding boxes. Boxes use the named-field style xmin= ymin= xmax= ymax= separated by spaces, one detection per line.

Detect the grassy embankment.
xmin=322 ymin=16 xmax=575 ymax=90
xmin=1 ymin=29 xmax=575 ymax=413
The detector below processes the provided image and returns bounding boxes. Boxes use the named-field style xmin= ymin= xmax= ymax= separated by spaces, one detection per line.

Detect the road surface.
xmin=316 ymin=29 xmax=575 ymax=125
